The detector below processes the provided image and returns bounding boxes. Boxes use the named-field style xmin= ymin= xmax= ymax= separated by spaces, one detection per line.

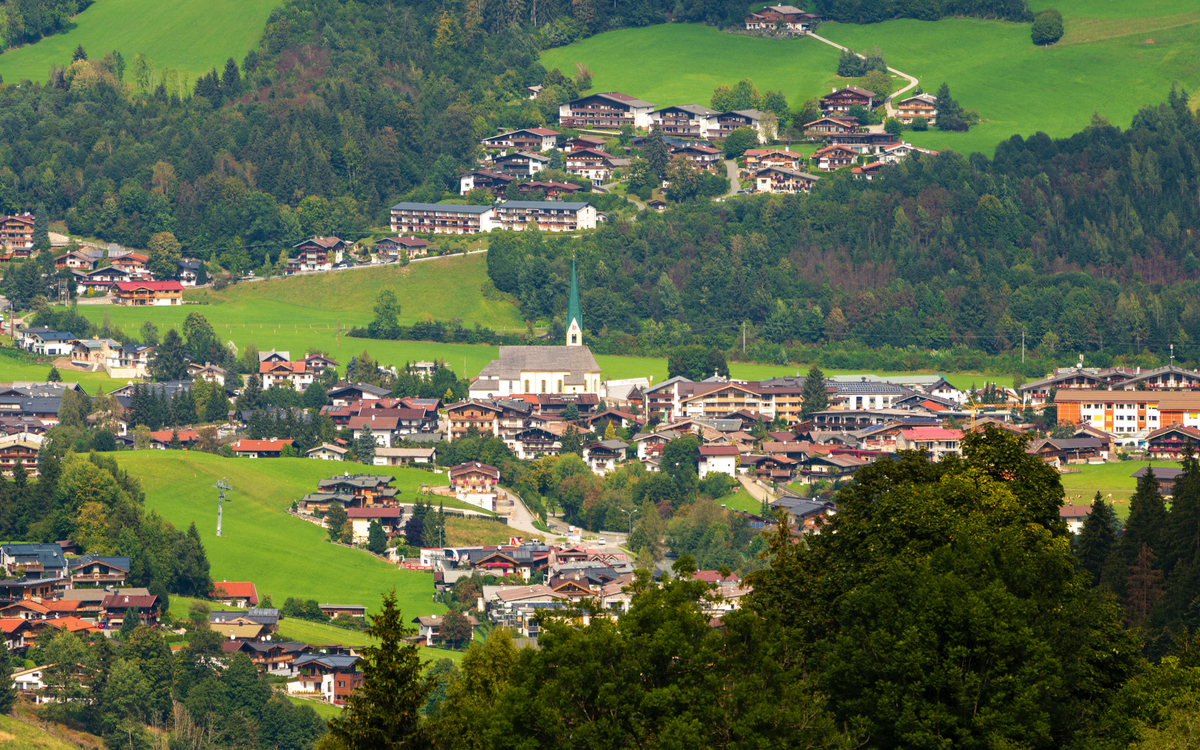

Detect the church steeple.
xmin=566 ymin=259 xmax=582 ymax=347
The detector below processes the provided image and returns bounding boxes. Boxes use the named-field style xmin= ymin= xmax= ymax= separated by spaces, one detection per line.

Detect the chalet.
xmin=54 ymin=251 xmax=96 ymax=271
xmin=346 ymin=508 xmax=403 ymax=545
xmin=895 ymin=93 xmax=937 ymax=124
xmin=583 ymin=439 xmax=628 ymax=475
xmin=320 ymin=603 xmax=367 ymax=619
xmin=851 ymin=162 xmax=887 ymax=180
xmin=1146 ymin=425 xmax=1200 ymax=459
xmin=819 ymin=86 xmax=877 ymax=113
xmin=797 ymin=453 xmax=867 ymax=479
xmin=21 ymin=329 xmax=77 ymax=356
xmin=146 ymin=429 xmax=200 ymax=450
xmin=458 ymin=168 xmax=514 ymax=197
xmin=647 ymin=199 xmax=667 ymax=211
xmin=698 ymin=445 xmax=741 ymax=479
xmin=287 ymin=654 xmax=363 ymax=704
xmin=231 ymin=439 xmax=295 ymax=458
xmin=77 ymin=265 xmax=133 ymax=293
xmin=896 ymin=427 xmax=963 ymax=461
xmin=649 ymin=105 xmax=719 ymax=138
xmin=106 ymin=343 xmax=154 ymax=378
xmin=390 ymin=202 xmax=495 ymax=235
xmin=565 ymin=148 xmax=622 ymax=186
xmin=669 ymin=143 xmax=722 ymax=170
xmin=803 ymin=116 xmax=859 ymax=140
xmin=494 ymin=201 xmax=598 ymax=232
xmin=527 ymin=85 xmax=542 ymax=99
xmin=512 ymin=425 xmax=564 ymax=460
xmin=187 ymin=362 xmax=227 ymax=385
xmin=176 ymin=259 xmax=204 ymax=286
xmin=0 ymin=620 xmax=32 ymax=653
xmin=349 ymin=410 xmax=427 ymax=447
xmin=480 ymin=127 xmax=560 ymax=152
xmin=259 ymin=359 xmax=317 ymax=390
xmin=373 ymin=447 xmax=437 ymax=466
xmin=112 ymin=280 xmax=184 ymax=306
xmin=289 ymin=237 xmax=346 ymax=273
xmin=449 ymin=461 xmax=500 ymax=511
xmin=316 ymin=474 xmax=399 ymax=507
xmin=374 ymin=236 xmax=430 ymax=260
xmin=1131 ymin=466 xmax=1185 ymax=496
xmin=0 ymin=214 xmax=34 ymax=253
xmin=755 ymin=166 xmax=819 ymax=194
xmin=812 ymin=144 xmax=859 ymax=171
xmin=742 ymin=4 xmax=818 ymax=32
xmin=878 ymin=142 xmax=939 ymax=164
xmin=412 ymin=614 xmax=480 ymax=646
xmin=491 ymin=151 xmax=550 ymax=179
xmin=1121 ymin=365 xmax=1200 ymax=391
xmin=225 ymin=641 xmax=311 ymax=675
xmin=101 ymin=593 xmax=159 ymax=627
xmin=711 ymin=110 xmax=766 ymax=142
xmin=559 ymin=92 xmax=655 ymax=129
xmin=445 ymin=400 xmax=503 ymax=440
xmin=109 ymin=252 xmax=149 ymax=276
xmin=561 ymin=135 xmax=608 ymax=152
xmin=516 ymin=181 xmax=584 ymax=200
xmin=306 ymin=443 xmax=348 ymax=461
xmin=211 ymin=581 xmax=260 ymax=608
xmin=1026 ymin=437 xmax=1105 ymax=463
xmin=68 ymin=554 xmax=130 ymax=588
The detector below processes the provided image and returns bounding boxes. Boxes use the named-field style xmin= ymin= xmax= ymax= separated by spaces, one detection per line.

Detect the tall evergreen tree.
xmin=238 ymin=374 xmax=263 ymax=412
xmin=800 ymin=364 xmax=829 ymax=418
xmin=644 ymin=126 xmax=669 ymax=179
xmin=151 ymin=329 xmax=190 ymax=381
xmin=1075 ymin=492 xmax=1118 ymax=586
xmin=221 ymin=57 xmax=243 ymax=98
xmin=0 ymin=636 xmax=15 ymax=713
xmin=368 ymin=519 xmax=387 ymax=554
xmin=32 ymin=202 xmax=49 ymax=248
xmin=356 ymin=426 xmax=377 ymax=464
xmin=1122 ymin=467 xmax=1168 ymax=564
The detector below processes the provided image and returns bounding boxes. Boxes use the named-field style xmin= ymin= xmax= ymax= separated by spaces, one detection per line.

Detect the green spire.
xmin=566 ymin=258 xmax=582 ymax=343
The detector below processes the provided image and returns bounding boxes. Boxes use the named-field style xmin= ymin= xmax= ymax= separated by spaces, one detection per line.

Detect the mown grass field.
xmin=288 ymin=697 xmax=341 ymax=720
xmin=1058 ymin=460 xmax=1175 ymax=516
xmin=115 ymin=451 xmax=446 ymax=617
xmin=543 ymin=2 xmax=1200 ymax=158
xmin=0 ymin=0 xmax=280 ymax=85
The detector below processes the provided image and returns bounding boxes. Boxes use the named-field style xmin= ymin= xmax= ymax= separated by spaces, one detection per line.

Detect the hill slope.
xmin=115 ymin=451 xmax=446 ymax=617
xmin=0 ymin=713 xmax=96 ymax=749
xmin=0 ymin=0 xmax=279 ymax=85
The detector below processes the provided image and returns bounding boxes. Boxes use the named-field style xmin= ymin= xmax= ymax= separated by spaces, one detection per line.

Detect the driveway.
xmin=738 ymin=475 xmax=777 ymax=508
xmin=719 ymin=159 xmax=740 ymax=199
xmin=806 ymin=32 xmax=920 ymax=117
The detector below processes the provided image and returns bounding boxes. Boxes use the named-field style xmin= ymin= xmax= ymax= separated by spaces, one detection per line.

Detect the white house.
xmin=698 ymin=445 xmax=741 ymax=479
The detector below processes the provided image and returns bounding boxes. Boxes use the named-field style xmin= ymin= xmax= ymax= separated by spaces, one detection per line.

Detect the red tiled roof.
xmin=113 ymin=281 xmax=183 ymax=292
xmin=148 ymin=430 xmax=201 ymax=443
xmin=699 ymin=446 xmax=742 ymax=456
xmin=900 ymin=427 xmax=963 ymax=440
xmin=102 ymin=594 xmax=158 ymax=609
xmin=211 ymin=581 xmax=259 ymax=605
xmin=346 ymin=508 xmax=403 ymax=518
xmin=232 ymin=439 xmax=294 ymax=452
xmin=0 ymin=619 xmax=29 ymax=634
xmin=44 ymin=617 xmax=97 ymax=632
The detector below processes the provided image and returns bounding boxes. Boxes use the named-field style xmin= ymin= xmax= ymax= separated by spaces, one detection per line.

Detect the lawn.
xmin=115 ymin=451 xmax=449 ymax=617
xmin=0 ymin=0 xmax=280 ymax=86
xmin=288 ymin=697 xmax=341 ymax=721
xmin=717 ymin=486 xmax=763 ymax=513
xmin=1058 ymin=460 xmax=1174 ymax=516
xmin=542 ymin=10 xmax=1200 ymax=158
xmin=0 ymin=351 xmax=124 ymax=395
xmin=541 ymin=24 xmax=842 ymax=113
xmin=445 ymin=516 xmax=518 ymax=547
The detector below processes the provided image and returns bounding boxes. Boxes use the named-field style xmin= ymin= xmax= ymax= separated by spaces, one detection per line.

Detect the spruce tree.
xmin=800 ymin=364 xmax=830 ymax=418
xmin=0 ymin=637 xmax=15 ymax=713
xmin=368 ymin=520 xmax=387 ymax=554
xmin=356 ymin=426 xmax=377 ymax=465
xmin=170 ymin=429 xmax=180 ymax=450
xmin=1074 ymin=492 xmax=1118 ymax=585
xmin=238 ymin=374 xmax=263 ymax=411
xmin=1121 ymin=467 xmax=1168 ymax=565
xmin=47 ymin=366 xmax=61 ymax=382
xmin=1164 ymin=448 xmax=1200 ymax=578
xmin=32 ymin=202 xmax=49 ymax=248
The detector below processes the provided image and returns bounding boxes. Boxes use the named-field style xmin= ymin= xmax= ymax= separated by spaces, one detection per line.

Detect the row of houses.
xmin=389 ymin=200 xmax=597 ymax=235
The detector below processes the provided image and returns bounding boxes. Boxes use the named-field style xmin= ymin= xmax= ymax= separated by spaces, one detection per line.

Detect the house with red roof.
xmin=346 ymin=508 xmax=403 ymax=545
xmin=232 ymin=439 xmax=295 ymax=458
xmin=896 ymin=427 xmax=963 ymax=461
xmin=101 ymin=593 xmax=159 ymax=627
xmin=698 ymin=445 xmax=742 ymax=480
xmin=289 ymin=237 xmax=347 ymax=273
xmin=211 ymin=581 xmax=260 ymax=608
xmin=147 ymin=429 xmax=201 ymax=450
xmin=112 ymin=280 xmax=183 ymax=306
xmin=260 ymin=359 xmax=316 ymax=390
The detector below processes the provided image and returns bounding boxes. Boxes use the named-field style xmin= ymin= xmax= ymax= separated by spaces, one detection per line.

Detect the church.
xmin=469 ymin=261 xmax=602 ymax=399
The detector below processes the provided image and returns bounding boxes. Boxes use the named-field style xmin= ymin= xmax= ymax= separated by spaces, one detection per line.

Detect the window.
xmin=524 ymin=380 xmax=530 ymax=393
xmin=541 ymin=380 xmax=547 ymax=394
xmin=557 ymin=380 xmax=563 ymax=393
xmin=571 ymin=333 xmax=578 ymax=344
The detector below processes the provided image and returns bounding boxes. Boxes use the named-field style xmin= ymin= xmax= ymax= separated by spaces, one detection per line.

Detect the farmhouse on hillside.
xmin=112 ymin=280 xmax=184 ymax=306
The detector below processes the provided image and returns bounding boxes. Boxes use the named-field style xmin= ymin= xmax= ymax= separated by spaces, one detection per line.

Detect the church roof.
xmin=477 ymin=346 xmax=601 ymax=384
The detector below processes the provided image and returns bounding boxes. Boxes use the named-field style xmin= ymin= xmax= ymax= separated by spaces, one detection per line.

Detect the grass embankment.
xmin=445 ymin=516 xmax=517 ymax=547
xmin=0 ymin=0 xmax=279 ymax=85
xmin=0 ymin=712 xmax=98 ymax=749
xmin=116 ymin=451 xmax=447 ymax=617
xmin=543 ymin=4 xmax=1200 ymax=158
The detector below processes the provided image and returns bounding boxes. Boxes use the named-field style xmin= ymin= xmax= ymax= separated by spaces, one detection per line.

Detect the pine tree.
xmin=119 ymin=610 xmax=141 ymax=641
xmin=1075 ymin=492 xmax=1118 ymax=585
xmin=73 ymin=45 xmax=88 ymax=62
xmin=1121 ymin=467 xmax=1168 ymax=565
xmin=238 ymin=374 xmax=263 ymax=412
xmin=0 ymin=636 xmax=15 ymax=713
xmin=47 ymin=366 xmax=61 ymax=382
xmin=326 ymin=502 xmax=348 ymax=542
xmin=32 ymin=202 xmax=48 ymax=248
xmin=170 ymin=429 xmax=180 ymax=450
xmin=356 ymin=426 xmax=377 ymax=465
xmin=368 ymin=520 xmax=387 ymax=554
xmin=800 ymin=364 xmax=829 ymax=418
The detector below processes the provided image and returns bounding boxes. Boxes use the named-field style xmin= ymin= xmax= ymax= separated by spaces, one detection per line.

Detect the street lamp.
xmin=619 ymin=507 xmax=640 ymax=536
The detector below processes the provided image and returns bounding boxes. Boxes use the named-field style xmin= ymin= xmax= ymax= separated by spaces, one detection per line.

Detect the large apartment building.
xmin=559 ymin=92 xmax=655 ymax=129
xmin=389 ymin=203 xmax=496 ymax=235
xmin=493 ymin=201 xmax=597 ymax=232
xmin=0 ymin=214 xmax=35 ymax=257
xmin=1054 ymin=391 xmax=1200 ymax=433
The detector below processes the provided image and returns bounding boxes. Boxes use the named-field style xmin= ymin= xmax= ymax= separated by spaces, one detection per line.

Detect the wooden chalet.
xmin=803 ymin=116 xmax=859 ymax=140
xmin=1146 ymin=425 xmax=1200 ymax=459
xmin=231 ymin=439 xmax=295 ymax=458
xmin=742 ymin=4 xmax=819 ymax=32
xmin=895 ymin=94 xmax=937 ymax=124
xmin=812 ymin=144 xmax=859 ymax=171
xmin=650 ymin=104 xmax=719 ymax=138
xmin=669 ymin=143 xmax=722 ymax=170
xmin=558 ymin=92 xmax=655 ymax=129
xmin=112 ymin=280 xmax=183 ymax=306
xmin=54 ymin=251 xmax=97 ymax=271
xmin=755 ymin=166 xmax=819 ymax=194
xmin=374 ymin=236 xmax=430 ymax=260
xmin=458 ymin=168 xmax=514 ymax=196
xmin=516 ymin=181 xmax=584 ymax=200
xmin=289 ymin=237 xmax=346 ymax=273
xmin=710 ymin=110 xmax=764 ymax=141
xmin=68 ymin=554 xmax=129 ymax=588
xmin=490 ymin=151 xmax=550 ymax=178
xmin=480 ymin=127 xmax=560 ymax=152
xmin=819 ymin=86 xmax=877 ymax=113
xmin=315 ymin=474 xmax=400 ymax=507
xmin=445 ymin=400 xmax=503 ymax=440
xmin=0 ymin=214 xmax=34 ymax=254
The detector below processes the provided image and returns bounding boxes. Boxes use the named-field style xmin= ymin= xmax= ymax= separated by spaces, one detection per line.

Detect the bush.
xmin=1032 ymin=9 xmax=1063 ymax=45
xmin=911 ymin=116 xmax=929 ymax=131
xmin=884 ymin=117 xmax=903 ymax=136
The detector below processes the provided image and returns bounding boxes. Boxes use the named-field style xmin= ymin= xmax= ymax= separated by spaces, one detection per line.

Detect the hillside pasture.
xmin=115 ymin=451 xmax=446 ymax=617
xmin=0 ymin=0 xmax=279 ymax=86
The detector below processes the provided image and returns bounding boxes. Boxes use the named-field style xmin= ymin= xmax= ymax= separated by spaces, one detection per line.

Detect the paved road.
xmin=738 ymin=475 xmax=777 ymax=507
xmin=500 ymin=487 xmax=629 ymax=549
xmin=720 ymin=159 xmax=740 ymax=199
xmin=807 ymin=33 xmax=919 ymax=118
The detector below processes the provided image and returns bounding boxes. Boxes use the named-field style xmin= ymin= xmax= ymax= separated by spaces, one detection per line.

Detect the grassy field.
xmin=543 ymin=5 xmax=1200 ymax=158
xmin=717 ymin=486 xmax=762 ymax=513
xmin=288 ymin=697 xmax=341 ymax=720
xmin=0 ymin=0 xmax=280 ymax=86
xmin=0 ymin=713 xmax=91 ymax=750
xmin=445 ymin=516 xmax=518 ymax=547
xmin=115 ymin=451 xmax=447 ymax=617
xmin=541 ymin=24 xmax=842 ymax=112
xmin=1058 ymin=460 xmax=1174 ymax=516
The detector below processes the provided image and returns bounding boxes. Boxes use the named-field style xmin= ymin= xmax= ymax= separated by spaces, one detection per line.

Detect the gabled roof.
xmin=570 ymin=91 xmax=655 ymax=109
xmin=211 ymin=581 xmax=259 ymax=605
xmin=68 ymin=554 xmax=130 ymax=572
xmin=294 ymin=236 xmax=345 ymax=249
xmin=232 ymin=439 xmax=294 ymax=452
xmin=825 ymin=86 xmax=876 ymax=98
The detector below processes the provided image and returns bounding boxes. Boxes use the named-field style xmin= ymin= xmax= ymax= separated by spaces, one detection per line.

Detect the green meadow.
xmin=0 ymin=0 xmax=280 ymax=85
xmin=115 ymin=451 xmax=446 ymax=617
xmin=1059 ymin=460 xmax=1173 ymax=516
xmin=542 ymin=2 xmax=1200 ymax=157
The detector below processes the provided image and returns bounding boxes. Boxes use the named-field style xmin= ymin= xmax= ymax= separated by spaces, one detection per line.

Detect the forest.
xmin=487 ymin=93 xmax=1200 ymax=371
xmin=812 ymin=0 xmax=1032 ymax=23
xmin=0 ymin=0 xmax=90 ymax=49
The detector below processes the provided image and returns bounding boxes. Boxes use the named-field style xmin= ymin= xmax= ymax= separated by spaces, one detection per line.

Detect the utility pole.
xmin=1021 ymin=329 xmax=1025 ymax=363
xmin=742 ymin=321 xmax=746 ymax=354
xmin=213 ymin=478 xmax=231 ymax=537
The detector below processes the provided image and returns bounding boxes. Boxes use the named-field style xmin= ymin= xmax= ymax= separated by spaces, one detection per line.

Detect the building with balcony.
xmin=559 ymin=92 xmax=655 ymax=129
xmin=449 ymin=460 xmax=500 ymax=511
xmin=112 ymin=280 xmax=184 ymax=306
xmin=480 ymin=127 xmax=561 ymax=152
xmin=494 ymin=201 xmax=597 ymax=232
xmin=0 ymin=214 xmax=34 ymax=255
xmin=389 ymin=203 xmax=496 ymax=235
xmin=755 ymin=166 xmax=819 ymax=194
xmin=649 ymin=105 xmax=719 ymax=138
